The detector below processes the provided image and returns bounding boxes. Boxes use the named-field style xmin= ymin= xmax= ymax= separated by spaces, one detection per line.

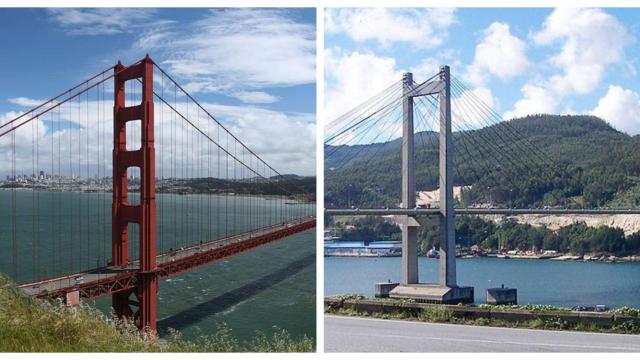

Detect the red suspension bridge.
xmin=0 ymin=55 xmax=316 ymax=331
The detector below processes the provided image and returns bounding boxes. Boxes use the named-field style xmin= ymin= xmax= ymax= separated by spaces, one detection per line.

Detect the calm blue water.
xmin=325 ymin=256 xmax=640 ymax=308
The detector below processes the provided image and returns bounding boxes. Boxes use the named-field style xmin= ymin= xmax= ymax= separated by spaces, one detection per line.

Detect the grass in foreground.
xmin=0 ymin=274 xmax=314 ymax=352
xmin=325 ymin=295 xmax=640 ymax=335
xmin=326 ymin=306 xmax=640 ymax=334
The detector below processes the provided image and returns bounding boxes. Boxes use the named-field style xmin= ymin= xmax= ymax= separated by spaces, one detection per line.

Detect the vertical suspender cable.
xmin=207 ymin=106 xmax=212 ymax=241
xmin=198 ymin=105 xmax=203 ymax=244
xmin=11 ymin=124 xmax=16 ymax=280
xmin=57 ymin=103 xmax=61 ymax=278
xmin=242 ymin=146 xmax=245 ymax=233
xmin=35 ymin=114 xmax=42 ymax=279
xmin=185 ymin=97 xmax=189 ymax=247
xmin=36 ymin=112 xmax=40 ymax=279
xmin=31 ymin=115 xmax=36 ymax=281
xmin=96 ymin=80 xmax=101 ymax=270
xmin=181 ymin=87 xmax=185 ymax=248
xmin=217 ymin=121 xmax=220 ymax=240
xmin=173 ymin=83 xmax=177 ymax=251
xmin=77 ymin=94 xmax=81 ymax=271
xmin=225 ymin=132 xmax=229 ymax=237
xmin=86 ymin=86 xmax=90 ymax=270
xmin=158 ymin=72 xmax=163 ymax=254
xmin=234 ymin=141 xmax=237 ymax=234
xmin=101 ymin=79 xmax=106 ymax=271
xmin=51 ymin=106 xmax=55 ymax=279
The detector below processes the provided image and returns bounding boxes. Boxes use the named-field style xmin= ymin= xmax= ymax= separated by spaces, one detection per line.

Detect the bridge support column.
xmin=438 ymin=65 xmax=456 ymax=287
xmin=112 ymin=55 xmax=158 ymax=332
xmin=400 ymin=72 xmax=418 ymax=285
xmin=112 ymin=60 xmax=130 ymax=319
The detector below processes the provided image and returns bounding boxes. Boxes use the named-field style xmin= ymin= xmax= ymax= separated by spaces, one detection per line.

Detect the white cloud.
xmin=159 ymin=102 xmax=315 ymax=176
xmin=532 ymin=8 xmax=630 ymax=96
xmin=451 ymin=22 xmax=526 ymax=125
xmin=138 ymin=9 xmax=315 ymax=93
xmin=504 ymin=83 xmax=558 ymax=119
xmin=8 ymin=97 xmax=46 ymax=107
xmin=466 ymin=22 xmax=529 ymax=86
xmin=324 ymin=48 xmax=402 ymax=123
xmin=409 ymin=50 xmax=463 ymax=83
xmin=410 ymin=58 xmax=442 ymax=81
xmin=591 ymin=85 xmax=640 ymax=135
xmin=0 ymin=100 xmax=315 ymax=177
xmin=155 ymin=101 xmax=315 ymax=176
xmin=0 ymin=111 xmax=54 ymax=176
xmin=202 ymin=104 xmax=315 ymax=175
xmin=231 ymin=91 xmax=279 ymax=104
xmin=0 ymin=111 xmax=22 ymax=127
xmin=467 ymin=86 xmax=496 ymax=110
xmin=47 ymin=8 xmax=171 ymax=36
xmin=505 ymin=8 xmax=632 ymax=119
xmin=326 ymin=8 xmax=456 ymax=49
xmin=451 ymin=86 xmax=498 ymax=129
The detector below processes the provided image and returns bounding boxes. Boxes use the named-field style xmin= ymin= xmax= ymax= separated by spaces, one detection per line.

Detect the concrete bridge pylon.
xmin=389 ymin=66 xmax=474 ymax=304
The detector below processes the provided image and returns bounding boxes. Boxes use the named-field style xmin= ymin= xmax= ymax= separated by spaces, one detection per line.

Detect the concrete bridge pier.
xmin=399 ymin=72 xmax=418 ymax=285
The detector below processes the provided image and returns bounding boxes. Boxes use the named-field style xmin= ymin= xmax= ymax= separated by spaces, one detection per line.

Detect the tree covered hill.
xmin=158 ymin=175 xmax=316 ymax=200
xmin=325 ymin=115 xmax=640 ymax=209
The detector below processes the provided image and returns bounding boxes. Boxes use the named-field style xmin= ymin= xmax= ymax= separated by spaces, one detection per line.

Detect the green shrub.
xmin=612 ymin=306 xmax=640 ymax=317
xmin=334 ymin=294 xmax=366 ymax=301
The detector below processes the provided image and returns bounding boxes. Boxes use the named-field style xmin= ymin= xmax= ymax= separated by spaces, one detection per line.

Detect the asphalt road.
xmin=325 ymin=315 xmax=640 ymax=352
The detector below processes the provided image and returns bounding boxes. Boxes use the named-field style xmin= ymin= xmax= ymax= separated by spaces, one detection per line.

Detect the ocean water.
xmin=0 ymin=190 xmax=315 ymax=341
xmin=325 ymin=256 xmax=640 ymax=308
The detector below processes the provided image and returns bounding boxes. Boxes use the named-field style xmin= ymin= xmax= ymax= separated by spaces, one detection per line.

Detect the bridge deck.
xmin=19 ymin=216 xmax=316 ymax=301
xmin=325 ymin=208 xmax=640 ymax=216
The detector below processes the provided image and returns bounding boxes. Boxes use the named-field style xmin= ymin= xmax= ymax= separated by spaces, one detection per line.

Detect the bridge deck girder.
xmin=19 ymin=217 xmax=316 ymax=301
xmin=324 ymin=208 xmax=640 ymax=216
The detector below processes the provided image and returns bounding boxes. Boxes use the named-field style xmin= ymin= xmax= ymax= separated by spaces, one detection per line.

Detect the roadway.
xmin=19 ymin=216 xmax=315 ymax=299
xmin=325 ymin=315 xmax=640 ymax=352
xmin=325 ymin=208 xmax=640 ymax=216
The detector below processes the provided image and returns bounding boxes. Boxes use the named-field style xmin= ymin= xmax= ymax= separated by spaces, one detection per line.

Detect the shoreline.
xmin=481 ymin=253 xmax=640 ymax=263
xmin=0 ymin=187 xmax=311 ymax=202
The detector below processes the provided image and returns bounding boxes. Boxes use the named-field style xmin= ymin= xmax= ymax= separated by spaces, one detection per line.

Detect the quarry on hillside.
xmin=416 ymin=186 xmax=640 ymax=235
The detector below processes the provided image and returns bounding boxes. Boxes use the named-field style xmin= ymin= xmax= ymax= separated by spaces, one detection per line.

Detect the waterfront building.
xmin=324 ymin=240 xmax=402 ymax=257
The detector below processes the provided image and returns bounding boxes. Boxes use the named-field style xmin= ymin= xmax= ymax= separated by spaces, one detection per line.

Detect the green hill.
xmin=172 ymin=175 xmax=316 ymax=199
xmin=0 ymin=274 xmax=313 ymax=352
xmin=325 ymin=115 xmax=640 ymax=209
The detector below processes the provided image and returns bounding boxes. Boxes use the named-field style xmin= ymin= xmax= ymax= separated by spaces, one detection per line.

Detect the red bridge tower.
xmin=111 ymin=55 xmax=158 ymax=331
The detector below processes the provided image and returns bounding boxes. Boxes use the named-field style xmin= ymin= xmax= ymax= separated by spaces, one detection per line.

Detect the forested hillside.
xmin=157 ymin=175 xmax=316 ymax=200
xmin=325 ymin=115 xmax=640 ymax=209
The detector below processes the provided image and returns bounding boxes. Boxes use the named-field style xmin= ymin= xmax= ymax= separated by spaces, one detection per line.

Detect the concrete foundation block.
xmin=487 ymin=287 xmax=517 ymax=305
xmin=389 ymin=284 xmax=474 ymax=304
xmin=65 ymin=290 xmax=80 ymax=306
xmin=374 ymin=282 xmax=400 ymax=298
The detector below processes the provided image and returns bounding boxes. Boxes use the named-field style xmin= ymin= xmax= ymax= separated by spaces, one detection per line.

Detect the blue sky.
xmin=0 ymin=8 xmax=316 ymax=175
xmin=325 ymin=8 xmax=640 ymax=136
